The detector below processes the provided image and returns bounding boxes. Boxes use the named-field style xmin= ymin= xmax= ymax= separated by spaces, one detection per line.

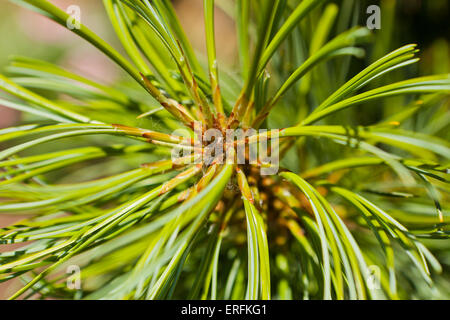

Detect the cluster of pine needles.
xmin=0 ymin=0 xmax=449 ymax=299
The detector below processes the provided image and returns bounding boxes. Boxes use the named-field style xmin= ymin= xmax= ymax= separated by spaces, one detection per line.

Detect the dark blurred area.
xmin=365 ymin=0 xmax=449 ymax=74
xmin=395 ymin=0 xmax=449 ymax=47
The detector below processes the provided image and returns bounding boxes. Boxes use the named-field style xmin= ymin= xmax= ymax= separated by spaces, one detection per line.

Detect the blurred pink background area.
xmin=0 ymin=0 xmax=237 ymax=130
xmin=0 ymin=0 xmax=237 ymax=131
